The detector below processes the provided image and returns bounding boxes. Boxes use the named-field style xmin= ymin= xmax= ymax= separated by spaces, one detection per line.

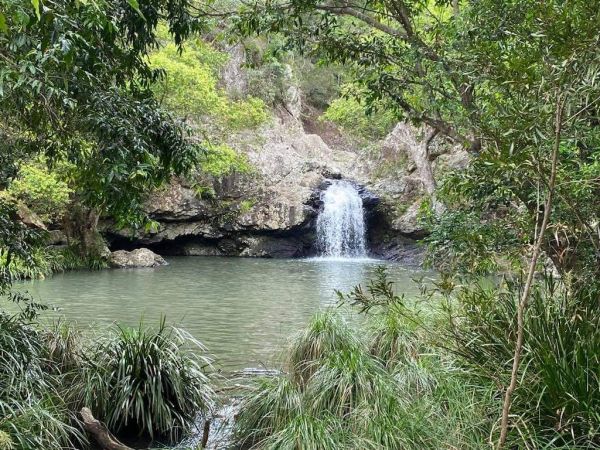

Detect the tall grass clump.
xmin=77 ymin=319 xmax=215 ymax=442
xmin=234 ymin=375 xmax=304 ymax=445
xmin=41 ymin=319 xmax=82 ymax=374
xmin=0 ymin=243 xmax=108 ymax=281
xmin=0 ymin=312 xmax=83 ymax=450
xmin=235 ymin=269 xmax=495 ymax=449
xmin=444 ymin=274 xmax=600 ymax=448
xmin=287 ymin=311 xmax=361 ymax=384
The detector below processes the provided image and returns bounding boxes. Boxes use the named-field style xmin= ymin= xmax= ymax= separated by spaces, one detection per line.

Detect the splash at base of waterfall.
xmin=316 ymin=180 xmax=368 ymax=258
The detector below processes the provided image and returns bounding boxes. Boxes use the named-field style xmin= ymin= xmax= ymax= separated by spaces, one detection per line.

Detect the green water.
xmin=21 ymin=256 xmax=430 ymax=371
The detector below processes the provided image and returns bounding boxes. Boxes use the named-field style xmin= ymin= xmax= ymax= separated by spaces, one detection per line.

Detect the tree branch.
xmin=315 ymin=5 xmax=406 ymax=38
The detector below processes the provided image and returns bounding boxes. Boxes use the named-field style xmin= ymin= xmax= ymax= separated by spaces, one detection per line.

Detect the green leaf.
xmin=0 ymin=13 xmax=7 ymax=33
xmin=31 ymin=0 xmax=41 ymax=20
xmin=127 ymin=0 xmax=145 ymax=20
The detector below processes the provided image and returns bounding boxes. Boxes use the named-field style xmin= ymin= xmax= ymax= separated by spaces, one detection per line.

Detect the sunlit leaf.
xmin=0 ymin=13 xmax=7 ymax=33
xmin=31 ymin=0 xmax=41 ymax=20
xmin=127 ymin=0 xmax=145 ymax=20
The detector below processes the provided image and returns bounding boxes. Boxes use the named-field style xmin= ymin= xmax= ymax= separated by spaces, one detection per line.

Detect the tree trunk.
xmin=399 ymin=125 xmax=439 ymax=196
xmin=63 ymin=203 xmax=109 ymax=260
xmin=497 ymin=92 xmax=565 ymax=448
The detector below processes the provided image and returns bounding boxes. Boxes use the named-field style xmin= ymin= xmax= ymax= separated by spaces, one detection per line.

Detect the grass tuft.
xmin=76 ymin=319 xmax=215 ymax=442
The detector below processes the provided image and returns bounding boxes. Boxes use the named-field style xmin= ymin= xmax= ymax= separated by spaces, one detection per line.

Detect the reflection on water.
xmin=20 ymin=257 xmax=430 ymax=371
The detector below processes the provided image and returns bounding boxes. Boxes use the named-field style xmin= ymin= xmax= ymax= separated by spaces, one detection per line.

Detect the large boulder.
xmin=109 ymin=248 xmax=168 ymax=268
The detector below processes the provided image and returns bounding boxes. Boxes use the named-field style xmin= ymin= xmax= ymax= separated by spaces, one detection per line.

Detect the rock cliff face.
xmin=105 ymin=115 xmax=467 ymax=261
xmin=104 ymin=48 xmax=468 ymax=262
xmin=106 ymin=114 xmax=378 ymax=258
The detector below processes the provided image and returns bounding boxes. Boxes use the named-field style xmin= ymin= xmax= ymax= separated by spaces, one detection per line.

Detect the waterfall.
xmin=316 ymin=181 xmax=367 ymax=258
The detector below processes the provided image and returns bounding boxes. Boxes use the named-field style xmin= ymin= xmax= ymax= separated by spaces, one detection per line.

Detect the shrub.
xmin=8 ymin=162 xmax=72 ymax=223
xmin=200 ymin=143 xmax=252 ymax=178
xmin=297 ymin=61 xmax=343 ymax=110
xmin=150 ymin=27 xmax=268 ymax=132
xmin=321 ymin=95 xmax=397 ymax=141
xmin=0 ymin=313 xmax=83 ymax=450
xmin=77 ymin=320 xmax=215 ymax=442
xmin=445 ymin=275 xmax=600 ymax=447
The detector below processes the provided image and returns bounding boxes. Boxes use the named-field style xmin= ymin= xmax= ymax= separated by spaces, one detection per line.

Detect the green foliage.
xmin=41 ymin=320 xmax=82 ymax=375
xmin=322 ymin=95 xmax=396 ymax=141
xmin=443 ymin=275 xmax=600 ymax=447
xmin=200 ymin=143 xmax=252 ymax=177
xmin=55 ymin=244 xmax=109 ymax=272
xmin=423 ymin=208 xmax=527 ymax=275
xmin=7 ymin=161 xmax=72 ymax=223
xmin=0 ymin=0 xmax=204 ymax=229
xmin=0 ymin=313 xmax=83 ymax=450
xmin=77 ymin=320 xmax=214 ymax=441
xmin=0 ymin=198 xmax=47 ymax=290
xmin=0 ymin=243 xmax=108 ymax=281
xmin=235 ymin=272 xmax=495 ymax=450
xmin=244 ymin=36 xmax=292 ymax=107
xmin=0 ymin=247 xmax=46 ymax=281
xmin=337 ymin=266 xmax=408 ymax=314
xmin=246 ymin=59 xmax=289 ymax=107
xmin=150 ymin=28 xmax=268 ymax=132
xmin=297 ymin=60 xmax=343 ymax=110
xmin=239 ymin=199 xmax=256 ymax=214
xmin=287 ymin=312 xmax=361 ymax=385
xmin=0 ymin=431 xmax=13 ymax=450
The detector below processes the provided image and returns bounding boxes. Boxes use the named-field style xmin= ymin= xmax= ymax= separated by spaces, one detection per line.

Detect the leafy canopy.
xmin=0 ymin=0 xmax=205 ymax=227
xmin=235 ymin=0 xmax=600 ymax=280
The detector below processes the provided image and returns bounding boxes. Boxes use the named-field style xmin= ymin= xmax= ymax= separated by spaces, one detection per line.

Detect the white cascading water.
xmin=316 ymin=181 xmax=367 ymax=258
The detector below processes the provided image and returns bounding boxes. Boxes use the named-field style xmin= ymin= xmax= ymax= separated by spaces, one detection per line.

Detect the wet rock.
xmin=109 ymin=248 xmax=168 ymax=268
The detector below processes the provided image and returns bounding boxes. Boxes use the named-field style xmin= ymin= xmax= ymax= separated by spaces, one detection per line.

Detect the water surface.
xmin=21 ymin=257 xmax=429 ymax=371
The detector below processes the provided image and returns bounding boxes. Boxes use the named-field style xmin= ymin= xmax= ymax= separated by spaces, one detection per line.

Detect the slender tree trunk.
xmin=497 ymin=92 xmax=565 ymax=448
xmin=416 ymin=128 xmax=439 ymax=196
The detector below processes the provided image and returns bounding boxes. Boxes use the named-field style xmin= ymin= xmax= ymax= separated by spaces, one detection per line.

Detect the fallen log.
xmin=79 ymin=407 xmax=134 ymax=450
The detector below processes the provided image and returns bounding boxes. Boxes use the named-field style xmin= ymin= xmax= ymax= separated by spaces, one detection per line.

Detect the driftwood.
xmin=80 ymin=407 xmax=134 ymax=450
xmin=80 ymin=407 xmax=212 ymax=450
